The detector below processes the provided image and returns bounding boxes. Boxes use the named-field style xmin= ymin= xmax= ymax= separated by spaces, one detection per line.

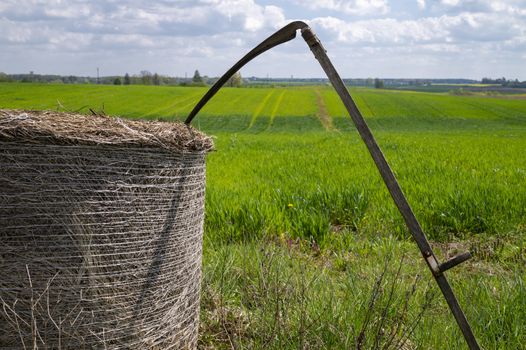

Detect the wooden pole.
xmin=301 ymin=27 xmax=480 ymax=350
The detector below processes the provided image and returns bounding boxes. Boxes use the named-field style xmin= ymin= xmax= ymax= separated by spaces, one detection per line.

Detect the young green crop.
xmin=1 ymin=82 xmax=525 ymax=348
xmin=1 ymin=82 xmax=524 ymax=240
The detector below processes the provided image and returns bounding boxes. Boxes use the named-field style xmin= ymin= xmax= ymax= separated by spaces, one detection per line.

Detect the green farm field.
xmin=1 ymin=82 xmax=525 ymax=349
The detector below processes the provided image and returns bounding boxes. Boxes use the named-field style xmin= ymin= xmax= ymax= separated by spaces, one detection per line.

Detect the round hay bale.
xmin=0 ymin=109 xmax=213 ymax=349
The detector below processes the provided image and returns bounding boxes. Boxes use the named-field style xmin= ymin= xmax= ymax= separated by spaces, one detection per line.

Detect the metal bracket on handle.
xmin=185 ymin=22 xmax=481 ymax=350
xmin=439 ymin=251 xmax=472 ymax=274
xmin=425 ymin=250 xmax=472 ymax=276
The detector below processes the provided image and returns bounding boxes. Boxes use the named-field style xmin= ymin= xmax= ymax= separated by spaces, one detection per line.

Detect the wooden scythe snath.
xmin=185 ymin=21 xmax=481 ymax=350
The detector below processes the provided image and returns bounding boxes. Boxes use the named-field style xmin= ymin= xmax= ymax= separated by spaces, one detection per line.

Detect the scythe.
xmin=185 ymin=21 xmax=481 ymax=350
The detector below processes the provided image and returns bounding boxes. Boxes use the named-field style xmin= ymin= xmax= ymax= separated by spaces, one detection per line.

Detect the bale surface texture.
xmin=0 ymin=110 xmax=212 ymax=349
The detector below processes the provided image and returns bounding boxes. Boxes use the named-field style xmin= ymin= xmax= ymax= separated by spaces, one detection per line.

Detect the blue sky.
xmin=1 ymin=0 xmax=525 ymax=79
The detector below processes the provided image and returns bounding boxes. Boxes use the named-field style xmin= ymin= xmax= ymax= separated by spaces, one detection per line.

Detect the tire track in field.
xmin=267 ymin=90 xmax=286 ymax=130
xmin=314 ymin=89 xmax=336 ymax=131
xmin=141 ymin=90 xmax=204 ymax=119
xmin=355 ymin=94 xmax=376 ymax=118
xmin=169 ymin=90 xmax=207 ymax=118
xmin=248 ymin=90 xmax=274 ymax=129
xmin=461 ymin=98 xmax=525 ymax=121
xmin=356 ymin=94 xmax=381 ymax=128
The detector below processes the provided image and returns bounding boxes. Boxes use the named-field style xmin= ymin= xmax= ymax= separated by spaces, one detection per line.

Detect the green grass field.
xmin=1 ymin=83 xmax=525 ymax=349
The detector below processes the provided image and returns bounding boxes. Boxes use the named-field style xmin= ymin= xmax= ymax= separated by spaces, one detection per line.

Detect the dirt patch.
xmin=314 ymin=89 xmax=336 ymax=131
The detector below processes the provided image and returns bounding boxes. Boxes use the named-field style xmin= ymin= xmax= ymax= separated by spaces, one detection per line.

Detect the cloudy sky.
xmin=1 ymin=0 xmax=525 ymax=79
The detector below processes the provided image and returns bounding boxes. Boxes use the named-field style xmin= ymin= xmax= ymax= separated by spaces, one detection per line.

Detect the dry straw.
xmin=0 ymin=110 xmax=213 ymax=349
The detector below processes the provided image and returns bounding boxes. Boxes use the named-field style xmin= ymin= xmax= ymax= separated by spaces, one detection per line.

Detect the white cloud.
xmin=441 ymin=0 xmax=460 ymax=6
xmin=419 ymin=43 xmax=461 ymax=52
xmin=302 ymin=0 xmax=390 ymax=16
xmin=43 ymin=3 xmax=91 ymax=19
xmin=203 ymin=0 xmax=286 ymax=31
xmin=0 ymin=0 xmax=524 ymax=79
xmin=312 ymin=16 xmax=441 ymax=44
xmin=312 ymin=12 xmax=524 ymax=45
xmin=100 ymin=34 xmax=156 ymax=48
xmin=431 ymin=0 xmax=526 ymax=15
xmin=489 ymin=1 xmax=526 ymax=16
xmin=0 ymin=19 xmax=33 ymax=43
xmin=48 ymin=32 xmax=93 ymax=50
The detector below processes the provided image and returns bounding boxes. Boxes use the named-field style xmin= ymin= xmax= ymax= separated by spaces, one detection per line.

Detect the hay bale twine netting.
xmin=0 ymin=109 xmax=213 ymax=349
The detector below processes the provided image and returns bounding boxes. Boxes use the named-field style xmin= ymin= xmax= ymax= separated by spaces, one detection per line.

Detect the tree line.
xmin=481 ymin=77 xmax=526 ymax=88
xmin=0 ymin=70 xmax=244 ymax=87
xmin=2 ymin=71 xmax=524 ymax=89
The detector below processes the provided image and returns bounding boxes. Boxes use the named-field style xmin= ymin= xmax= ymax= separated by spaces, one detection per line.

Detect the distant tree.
xmin=192 ymin=70 xmax=203 ymax=83
xmin=366 ymin=77 xmax=374 ymax=86
xmin=152 ymin=73 xmax=160 ymax=86
xmin=124 ymin=73 xmax=131 ymax=85
xmin=114 ymin=77 xmax=122 ymax=85
xmin=228 ymin=71 xmax=242 ymax=87
xmin=374 ymin=78 xmax=384 ymax=89
xmin=140 ymin=70 xmax=152 ymax=85
xmin=0 ymin=72 xmax=12 ymax=82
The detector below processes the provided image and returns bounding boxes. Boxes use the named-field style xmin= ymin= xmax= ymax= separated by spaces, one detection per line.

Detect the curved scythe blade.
xmin=185 ymin=21 xmax=308 ymax=124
